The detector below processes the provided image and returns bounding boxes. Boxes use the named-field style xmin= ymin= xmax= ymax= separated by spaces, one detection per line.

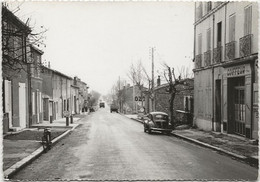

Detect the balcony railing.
xmin=195 ymin=54 xmax=202 ymax=69
xmin=204 ymin=50 xmax=211 ymax=66
xmin=239 ymin=34 xmax=252 ymax=57
xmin=225 ymin=41 xmax=236 ymax=61
xmin=213 ymin=46 xmax=222 ymax=64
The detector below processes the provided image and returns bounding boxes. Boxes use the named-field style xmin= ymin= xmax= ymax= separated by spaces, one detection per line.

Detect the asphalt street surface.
xmin=12 ymin=107 xmax=258 ymax=181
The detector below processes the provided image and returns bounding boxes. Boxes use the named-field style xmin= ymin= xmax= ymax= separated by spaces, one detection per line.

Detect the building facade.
xmin=71 ymin=79 xmax=80 ymax=115
xmin=74 ymin=77 xmax=89 ymax=113
xmin=118 ymin=85 xmax=147 ymax=114
xmin=2 ymin=6 xmax=31 ymax=132
xmin=193 ymin=2 xmax=258 ymax=139
xmin=30 ymin=45 xmax=44 ymax=125
xmin=41 ymin=66 xmax=73 ymax=122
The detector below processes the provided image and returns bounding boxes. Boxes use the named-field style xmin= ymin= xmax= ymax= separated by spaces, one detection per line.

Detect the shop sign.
xmin=227 ymin=65 xmax=246 ymax=77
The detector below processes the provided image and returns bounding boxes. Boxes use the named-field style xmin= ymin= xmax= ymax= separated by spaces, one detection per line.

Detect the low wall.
xmin=175 ymin=110 xmax=193 ymax=126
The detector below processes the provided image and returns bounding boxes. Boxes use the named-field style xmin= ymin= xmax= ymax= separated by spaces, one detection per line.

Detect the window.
xmin=184 ymin=96 xmax=193 ymax=113
xmin=229 ymin=14 xmax=236 ymax=42
xmin=196 ymin=2 xmax=203 ymax=20
xmin=64 ymin=100 xmax=66 ymax=111
xmin=207 ymin=28 xmax=211 ymax=50
xmin=206 ymin=2 xmax=212 ymax=13
xmin=217 ymin=21 xmax=222 ymax=46
xmin=67 ymin=99 xmax=70 ymax=111
xmin=244 ymin=5 xmax=252 ymax=35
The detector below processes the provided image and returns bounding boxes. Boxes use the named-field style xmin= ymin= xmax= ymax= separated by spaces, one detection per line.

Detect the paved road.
xmin=12 ymin=108 xmax=258 ymax=181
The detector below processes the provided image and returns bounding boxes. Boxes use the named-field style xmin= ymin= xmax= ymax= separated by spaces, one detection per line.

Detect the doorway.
xmin=228 ymin=77 xmax=245 ymax=136
xmin=215 ymin=80 xmax=221 ymax=132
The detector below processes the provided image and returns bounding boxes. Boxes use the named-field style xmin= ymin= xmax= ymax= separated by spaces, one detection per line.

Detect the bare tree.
xmin=163 ymin=63 xmax=188 ymax=129
xmin=2 ymin=4 xmax=47 ymax=77
xmin=127 ymin=60 xmax=150 ymax=108
xmin=177 ymin=65 xmax=194 ymax=79
xmin=89 ymin=90 xmax=101 ymax=108
xmin=109 ymin=77 xmax=126 ymax=110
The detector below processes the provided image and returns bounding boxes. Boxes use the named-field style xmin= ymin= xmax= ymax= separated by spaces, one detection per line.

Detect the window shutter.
xmin=32 ymin=92 xmax=35 ymax=115
xmin=4 ymin=80 xmax=12 ymax=113
xmin=207 ymin=29 xmax=211 ymax=50
xmin=229 ymin=15 xmax=236 ymax=42
xmin=244 ymin=6 xmax=252 ymax=35
xmin=198 ymin=34 xmax=202 ymax=54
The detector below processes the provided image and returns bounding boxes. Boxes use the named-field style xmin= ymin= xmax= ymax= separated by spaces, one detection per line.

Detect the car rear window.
xmin=154 ymin=114 xmax=168 ymax=120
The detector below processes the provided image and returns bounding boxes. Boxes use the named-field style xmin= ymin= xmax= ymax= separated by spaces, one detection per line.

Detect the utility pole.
xmin=133 ymin=73 xmax=135 ymax=114
xmin=151 ymin=47 xmax=155 ymax=112
xmin=118 ymin=76 xmax=121 ymax=112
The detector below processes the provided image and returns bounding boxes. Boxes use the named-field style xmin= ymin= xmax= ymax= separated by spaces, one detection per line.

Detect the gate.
xmin=233 ymin=78 xmax=246 ymax=136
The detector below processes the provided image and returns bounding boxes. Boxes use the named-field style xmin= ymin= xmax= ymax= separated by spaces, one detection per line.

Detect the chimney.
xmin=74 ymin=77 xmax=77 ymax=85
xmin=157 ymin=76 xmax=161 ymax=86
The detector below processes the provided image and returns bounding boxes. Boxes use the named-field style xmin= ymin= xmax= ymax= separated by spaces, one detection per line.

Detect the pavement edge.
xmin=3 ymin=123 xmax=80 ymax=179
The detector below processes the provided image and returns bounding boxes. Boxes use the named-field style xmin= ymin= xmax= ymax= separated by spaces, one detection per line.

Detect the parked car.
xmin=143 ymin=112 xmax=172 ymax=135
xmin=110 ymin=104 xmax=119 ymax=113
xmin=99 ymin=102 xmax=105 ymax=108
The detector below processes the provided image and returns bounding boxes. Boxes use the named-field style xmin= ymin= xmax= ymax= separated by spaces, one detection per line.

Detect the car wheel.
xmin=148 ymin=127 xmax=152 ymax=134
xmin=164 ymin=131 xmax=171 ymax=135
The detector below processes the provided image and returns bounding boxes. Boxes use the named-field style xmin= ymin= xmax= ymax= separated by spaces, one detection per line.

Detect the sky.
xmin=6 ymin=1 xmax=195 ymax=95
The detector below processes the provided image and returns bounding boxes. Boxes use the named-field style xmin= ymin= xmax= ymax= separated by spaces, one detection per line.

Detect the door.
xmin=74 ymin=96 xmax=77 ymax=114
xmin=43 ymin=98 xmax=49 ymax=121
xmin=49 ymin=102 xmax=53 ymax=122
xmin=230 ymin=77 xmax=246 ymax=136
xmin=215 ymin=80 xmax=221 ymax=132
xmin=19 ymin=83 xmax=26 ymax=129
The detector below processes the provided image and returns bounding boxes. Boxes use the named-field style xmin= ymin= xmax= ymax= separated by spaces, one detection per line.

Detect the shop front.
xmin=223 ymin=62 xmax=257 ymax=139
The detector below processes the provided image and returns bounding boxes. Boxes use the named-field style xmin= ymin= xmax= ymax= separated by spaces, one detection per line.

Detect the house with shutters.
xmin=73 ymin=77 xmax=89 ymax=113
xmin=71 ymin=77 xmax=80 ymax=115
xmin=41 ymin=66 xmax=73 ymax=123
xmin=2 ymin=6 xmax=31 ymax=133
xmin=193 ymin=2 xmax=258 ymax=139
xmin=30 ymin=45 xmax=44 ymax=125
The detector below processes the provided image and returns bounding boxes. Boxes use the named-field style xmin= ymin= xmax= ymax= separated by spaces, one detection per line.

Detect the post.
xmin=66 ymin=116 xmax=69 ymax=126
xmin=133 ymin=73 xmax=135 ymax=114
xmin=70 ymin=115 xmax=73 ymax=124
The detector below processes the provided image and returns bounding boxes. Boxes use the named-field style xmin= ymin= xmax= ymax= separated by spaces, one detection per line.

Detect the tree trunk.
xmin=170 ymin=90 xmax=176 ymax=129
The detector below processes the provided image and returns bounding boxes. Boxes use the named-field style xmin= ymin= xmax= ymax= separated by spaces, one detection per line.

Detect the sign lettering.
xmin=135 ymin=96 xmax=145 ymax=102
xmin=227 ymin=65 xmax=246 ymax=77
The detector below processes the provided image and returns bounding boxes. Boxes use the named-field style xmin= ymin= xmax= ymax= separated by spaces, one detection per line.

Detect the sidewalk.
xmin=3 ymin=114 xmax=87 ymax=179
xmin=125 ymin=114 xmax=259 ymax=167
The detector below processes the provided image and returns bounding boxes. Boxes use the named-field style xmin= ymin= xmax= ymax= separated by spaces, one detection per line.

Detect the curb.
xmin=171 ymin=132 xmax=258 ymax=167
xmin=4 ymin=123 xmax=80 ymax=179
xmin=130 ymin=118 xmax=144 ymax=124
xmin=126 ymin=115 xmax=258 ymax=167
